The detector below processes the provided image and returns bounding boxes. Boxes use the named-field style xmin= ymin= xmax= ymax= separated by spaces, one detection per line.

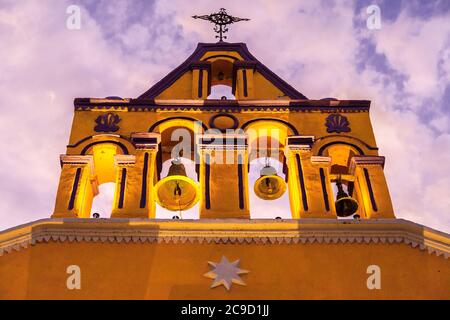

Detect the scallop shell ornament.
xmin=325 ymin=114 xmax=351 ymax=133
xmin=94 ymin=112 xmax=121 ymax=132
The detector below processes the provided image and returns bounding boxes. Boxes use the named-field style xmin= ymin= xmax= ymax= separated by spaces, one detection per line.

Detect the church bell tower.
xmin=52 ymin=9 xmax=395 ymax=222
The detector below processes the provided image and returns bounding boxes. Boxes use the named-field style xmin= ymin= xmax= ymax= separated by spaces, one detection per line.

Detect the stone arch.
xmin=148 ymin=117 xmax=208 ymax=133
xmin=242 ymin=118 xmax=298 ymax=163
xmin=313 ymin=136 xmax=376 ymax=219
xmin=81 ymin=141 xmax=130 ymax=156
xmin=73 ymin=135 xmax=135 ymax=185
xmin=68 ymin=135 xmax=136 ymax=219
xmin=313 ymin=135 xmax=378 ymax=157
xmin=207 ymin=57 xmax=235 ymax=88
xmin=68 ymin=134 xmax=134 ymax=156
xmin=241 ymin=118 xmax=299 ymax=135
xmin=313 ymin=137 xmax=372 ymax=176
xmin=149 ymin=117 xmax=206 ymax=179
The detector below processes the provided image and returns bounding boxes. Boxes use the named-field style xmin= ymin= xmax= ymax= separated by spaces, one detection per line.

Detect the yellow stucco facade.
xmin=0 ymin=219 xmax=449 ymax=299
xmin=0 ymin=42 xmax=448 ymax=299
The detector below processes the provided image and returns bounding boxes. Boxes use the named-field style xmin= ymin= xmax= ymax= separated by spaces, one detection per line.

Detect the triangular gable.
xmin=138 ymin=42 xmax=307 ymax=100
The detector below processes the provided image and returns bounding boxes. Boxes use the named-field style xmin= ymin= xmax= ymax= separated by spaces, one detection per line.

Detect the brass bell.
xmin=254 ymin=165 xmax=287 ymax=200
xmin=335 ymin=179 xmax=359 ymax=217
xmin=154 ymin=158 xmax=200 ymax=211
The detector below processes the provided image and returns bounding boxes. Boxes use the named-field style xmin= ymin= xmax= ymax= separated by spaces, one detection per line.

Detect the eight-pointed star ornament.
xmin=204 ymin=256 xmax=249 ymax=290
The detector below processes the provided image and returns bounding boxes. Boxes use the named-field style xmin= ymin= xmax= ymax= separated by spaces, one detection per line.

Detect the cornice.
xmin=73 ymin=98 xmax=371 ymax=113
xmin=0 ymin=219 xmax=448 ymax=258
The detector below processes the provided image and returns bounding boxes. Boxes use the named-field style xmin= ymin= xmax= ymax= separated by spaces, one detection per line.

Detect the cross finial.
xmin=192 ymin=8 xmax=250 ymax=42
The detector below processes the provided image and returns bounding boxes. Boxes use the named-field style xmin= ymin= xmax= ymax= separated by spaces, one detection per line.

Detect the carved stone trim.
xmin=131 ymin=132 xmax=161 ymax=150
xmin=325 ymin=114 xmax=351 ymax=133
xmin=198 ymin=134 xmax=248 ymax=151
xmin=349 ymin=156 xmax=385 ymax=174
xmin=0 ymin=219 xmax=448 ymax=258
xmin=94 ymin=113 xmax=121 ymax=133
xmin=114 ymin=155 xmax=136 ymax=166
xmin=286 ymin=136 xmax=315 ymax=153
xmin=60 ymin=155 xmax=94 ymax=171
xmin=311 ymin=156 xmax=332 ymax=165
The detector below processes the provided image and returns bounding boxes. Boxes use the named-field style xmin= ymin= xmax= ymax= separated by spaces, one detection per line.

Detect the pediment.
xmin=138 ymin=42 xmax=307 ymax=100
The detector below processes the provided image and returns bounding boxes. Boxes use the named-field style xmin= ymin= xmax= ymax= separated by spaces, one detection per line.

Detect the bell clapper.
xmin=174 ymin=181 xmax=182 ymax=199
xmin=264 ymin=177 xmax=274 ymax=193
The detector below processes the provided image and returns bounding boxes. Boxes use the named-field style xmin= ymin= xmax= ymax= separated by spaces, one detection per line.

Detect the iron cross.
xmin=192 ymin=8 xmax=250 ymax=42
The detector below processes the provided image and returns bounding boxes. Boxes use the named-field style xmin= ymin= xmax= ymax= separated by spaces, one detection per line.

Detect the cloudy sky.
xmin=0 ymin=0 xmax=449 ymax=232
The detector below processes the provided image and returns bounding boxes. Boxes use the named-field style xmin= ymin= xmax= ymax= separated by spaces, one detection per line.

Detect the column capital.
xmin=285 ymin=135 xmax=315 ymax=153
xmin=197 ymin=133 xmax=248 ymax=152
xmin=59 ymin=155 xmax=94 ymax=170
xmin=311 ymin=156 xmax=332 ymax=165
xmin=131 ymin=132 xmax=160 ymax=150
xmin=349 ymin=156 xmax=385 ymax=174
xmin=114 ymin=154 xmax=136 ymax=166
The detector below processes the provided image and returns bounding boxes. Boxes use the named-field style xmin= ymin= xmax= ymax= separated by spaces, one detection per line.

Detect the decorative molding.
xmin=0 ymin=219 xmax=448 ymax=259
xmin=349 ymin=156 xmax=385 ymax=174
xmin=325 ymin=114 xmax=351 ymax=133
xmin=209 ymin=113 xmax=240 ymax=132
xmin=286 ymin=136 xmax=315 ymax=152
xmin=114 ymin=155 xmax=136 ymax=166
xmin=198 ymin=133 xmax=248 ymax=151
xmin=94 ymin=112 xmax=121 ymax=133
xmin=131 ymin=132 xmax=161 ymax=150
xmin=60 ymin=155 xmax=94 ymax=171
xmin=74 ymin=98 xmax=371 ymax=113
xmin=311 ymin=156 xmax=332 ymax=165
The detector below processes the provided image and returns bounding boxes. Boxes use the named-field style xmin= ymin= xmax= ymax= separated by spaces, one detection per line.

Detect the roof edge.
xmin=73 ymin=98 xmax=371 ymax=112
xmin=1 ymin=218 xmax=448 ymax=258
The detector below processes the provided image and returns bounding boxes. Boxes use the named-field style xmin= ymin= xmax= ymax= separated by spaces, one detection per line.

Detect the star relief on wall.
xmin=204 ymin=256 xmax=249 ymax=290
